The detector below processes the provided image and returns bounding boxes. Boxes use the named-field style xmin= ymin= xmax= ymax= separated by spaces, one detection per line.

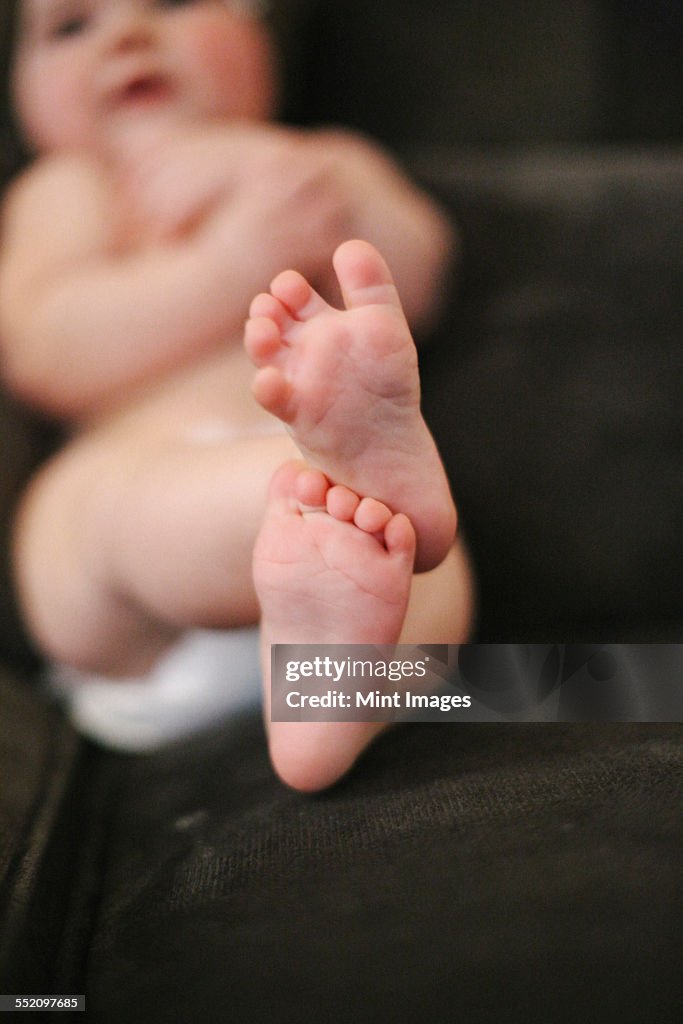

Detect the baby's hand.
xmin=117 ymin=123 xmax=353 ymax=261
xmin=226 ymin=126 xmax=455 ymax=325
xmin=296 ymin=129 xmax=456 ymax=330
xmin=116 ymin=122 xmax=244 ymax=242
xmin=113 ymin=121 xmax=453 ymax=327
xmin=204 ymin=126 xmax=358 ymax=292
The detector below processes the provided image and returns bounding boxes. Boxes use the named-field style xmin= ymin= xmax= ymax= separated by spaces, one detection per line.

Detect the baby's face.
xmin=13 ymin=0 xmax=277 ymax=156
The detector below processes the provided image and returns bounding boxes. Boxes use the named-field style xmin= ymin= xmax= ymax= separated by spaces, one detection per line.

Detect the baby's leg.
xmin=14 ymin=425 xmax=297 ymax=677
xmin=244 ymin=240 xmax=456 ymax=572
xmin=14 ymin=410 xmax=470 ymax=691
xmin=254 ymin=460 xmax=417 ymax=791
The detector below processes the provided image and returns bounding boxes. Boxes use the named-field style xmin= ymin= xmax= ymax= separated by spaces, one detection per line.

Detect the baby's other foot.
xmin=244 ymin=240 xmax=456 ymax=571
xmin=254 ymin=460 xmax=416 ymax=791
xmin=254 ymin=460 xmax=416 ymax=648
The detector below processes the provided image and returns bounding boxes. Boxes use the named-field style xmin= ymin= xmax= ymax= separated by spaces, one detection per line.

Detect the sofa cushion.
xmin=296 ymin=1 xmax=683 ymax=148
xmin=416 ymin=147 xmax=683 ymax=638
xmin=78 ymin=717 xmax=683 ymax=1023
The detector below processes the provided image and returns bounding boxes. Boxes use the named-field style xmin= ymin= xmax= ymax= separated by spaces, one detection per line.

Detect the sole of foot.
xmin=245 ymin=239 xmax=456 ymax=572
xmin=254 ymin=459 xmax=416 ymax=791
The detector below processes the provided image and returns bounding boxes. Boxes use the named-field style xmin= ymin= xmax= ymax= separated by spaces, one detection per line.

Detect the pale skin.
xmin=255 ymin=459 xmax=418 ymax=794
xmin=249 ymin=241 xmax=473 ymax=791
xmin=0 ymin=0 xmax=474 ymax=790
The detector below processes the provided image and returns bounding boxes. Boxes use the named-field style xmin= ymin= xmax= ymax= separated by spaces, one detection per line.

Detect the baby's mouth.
xmin=116 ymin=73 xmax=174 ymax=108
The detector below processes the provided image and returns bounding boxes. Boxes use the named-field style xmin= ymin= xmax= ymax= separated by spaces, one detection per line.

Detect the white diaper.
xmin=48 ymin=627 xmax=261 ymax=752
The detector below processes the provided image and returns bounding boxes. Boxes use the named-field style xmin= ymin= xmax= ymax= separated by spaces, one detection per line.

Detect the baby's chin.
xmin=96 ymin=107 xmax=204 ymax=160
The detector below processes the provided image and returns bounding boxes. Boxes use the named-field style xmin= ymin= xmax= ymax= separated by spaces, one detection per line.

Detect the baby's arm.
xmin=297 ymin=130 xmax=455 ymax=335
xmin=126 ymin=124 xmax=455 ymax=334
xmin=0 ymin=155 xmax=273 ymax=422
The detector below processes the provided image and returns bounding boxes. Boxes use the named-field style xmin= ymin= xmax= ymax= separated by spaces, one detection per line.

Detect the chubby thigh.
xmin=13 ymin=390 xmax=296 ymax=679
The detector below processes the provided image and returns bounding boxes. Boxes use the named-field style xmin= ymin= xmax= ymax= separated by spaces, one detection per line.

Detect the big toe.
xmin=266 ymin=459 xmax=308 ymax=509
xmin=333 ymin=240 xmax=403 ymax=312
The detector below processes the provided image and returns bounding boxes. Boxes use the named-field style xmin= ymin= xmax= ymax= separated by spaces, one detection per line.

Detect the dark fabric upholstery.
xmin=296 ymin=1 xmax=683 ymax=148
xmin=86 ymin=718 xmax=682 ymax=1023
xmin=418 ymin=148 xmax=683 ymax=640
xmin=1 ymin=2 xmax=681 ymax=1020
xmin=0 ymin=394 xmax=53 ymax=674
xmin=1 ymin=695 xmax=681 ymax=1022
xmin=0 ymin=669 xmax=82 ymax=992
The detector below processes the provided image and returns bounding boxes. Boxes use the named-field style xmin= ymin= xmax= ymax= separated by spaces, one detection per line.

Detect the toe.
xmin=326 ymin=484 xmax=361 ymax=522
xmin=265 ymin=459 xmax=307 ymax=510
xmin=354 ymin=497 xmax=393 ymax=535
xmin=251 ymin=366 xmax=295 ymax=421
xmin=384 ymin=512 xmax=417 ymax=564
xmin=244 ymin=316 xmax=284 ymax=366
xmin=270 ymin=269 xmax=330 ymax=321
xmin=248 ymin=292 xmax=295 ymax=333
xmin=295 ymin=468 xmax=330 ymax=509
xmin=333 ymin=239 xmax=404 ymax=312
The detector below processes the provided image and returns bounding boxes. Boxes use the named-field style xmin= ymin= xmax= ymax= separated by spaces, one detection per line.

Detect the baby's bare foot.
xmin=245 ymin=240 xmax=456 ymax=571
xmin=253 ymin=460 xmax=416 ymax=791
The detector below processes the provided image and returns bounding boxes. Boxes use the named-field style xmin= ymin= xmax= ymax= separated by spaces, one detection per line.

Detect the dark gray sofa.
xmin=1 ymin=2 xmax=681 ymax=1020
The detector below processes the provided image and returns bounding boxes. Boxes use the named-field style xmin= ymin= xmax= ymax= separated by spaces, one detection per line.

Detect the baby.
xmin=0 ymin=0 xmax=473 ymax=790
